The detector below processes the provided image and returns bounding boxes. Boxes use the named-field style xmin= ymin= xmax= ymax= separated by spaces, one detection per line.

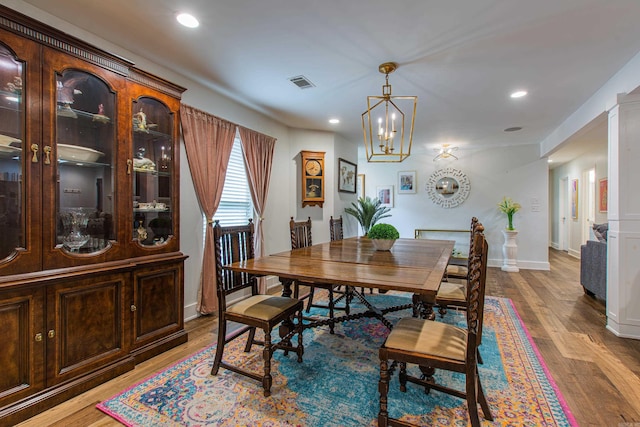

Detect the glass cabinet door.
xmin=55 ymin=70 xmax=116 ymax=254
xmin=0 ymin=45 xmax=25 ymax=262
xmin=131 ymin=97 xmax=173 ymax=246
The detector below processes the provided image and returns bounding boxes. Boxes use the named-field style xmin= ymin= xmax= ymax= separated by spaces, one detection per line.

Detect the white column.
xmin=501 ymin=230 xmax=519 ymax=272
xmin=606 ymin=93 xmax=640 ymax=339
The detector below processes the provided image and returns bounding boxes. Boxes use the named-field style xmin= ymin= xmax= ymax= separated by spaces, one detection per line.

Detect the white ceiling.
xmin=22 ymin=0 xmax=640 ymax=164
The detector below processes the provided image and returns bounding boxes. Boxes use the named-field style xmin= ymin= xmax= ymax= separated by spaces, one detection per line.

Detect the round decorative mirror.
xmin=426 ymin=168 xmax=470 ymax=208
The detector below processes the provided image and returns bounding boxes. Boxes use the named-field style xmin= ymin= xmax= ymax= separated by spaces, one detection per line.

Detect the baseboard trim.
xmin=568 ymin=248 xmax=581 ymax=259
xmin=488 ymin=259 xmax=550 ymax=271
xmin=184 ymin=302 xmax=199 ymax=322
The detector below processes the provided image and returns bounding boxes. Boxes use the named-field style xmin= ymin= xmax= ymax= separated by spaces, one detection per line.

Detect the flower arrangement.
xmin=498 ymin=197 xmax=521 ymax=230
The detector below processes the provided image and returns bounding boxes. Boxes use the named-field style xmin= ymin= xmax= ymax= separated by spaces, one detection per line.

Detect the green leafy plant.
xmin=498 ymin=196 xmax=522 ymax=230
xmin=344 ymin=196 xmax=391 ymax=236
xmin=367 ymin=223 xmax=400 ymax=240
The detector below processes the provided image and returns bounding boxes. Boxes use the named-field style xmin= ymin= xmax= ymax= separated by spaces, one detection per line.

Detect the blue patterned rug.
xmin=97 ymin=294 xmax=577 ymax=426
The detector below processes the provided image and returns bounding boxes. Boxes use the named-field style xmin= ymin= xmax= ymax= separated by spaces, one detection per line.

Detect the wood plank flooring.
xmin=15 ymin=249 xmax=640 ymax=426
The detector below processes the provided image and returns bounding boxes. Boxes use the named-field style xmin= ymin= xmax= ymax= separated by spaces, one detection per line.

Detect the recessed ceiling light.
xmin=329 ymin=118 xmax=340 ymax=124
xmin=510 ymin=90 xmax=528 ymax=98
xmin=547 ymin=158 xmax=553 ymax=163
xmin=504 ymin=126 xmax=523 ymax=132
xmin=176 ymin=13 xmax=199 ymax=28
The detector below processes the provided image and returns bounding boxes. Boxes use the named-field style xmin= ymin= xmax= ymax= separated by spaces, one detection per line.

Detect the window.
xmin=212 ymin=135 xmax=253 ymax=226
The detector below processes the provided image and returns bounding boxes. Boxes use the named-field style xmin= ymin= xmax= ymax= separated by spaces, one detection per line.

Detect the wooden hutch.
xmin=0 ymin=6 xmax=187 ymax=424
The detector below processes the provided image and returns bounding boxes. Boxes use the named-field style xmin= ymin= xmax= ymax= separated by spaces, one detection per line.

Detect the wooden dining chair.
xmin=378 ymin=226 xmax=492 ymax=427
xmin=211 ymin=220 xmax=304 ymax=397
xmin=443 ymin=216 xmax=479 ymax=281
xmin=290 ymin=216 xmax=344 ymax=333
xmin=329 ymin=215 xmax=344 ymax=241
xmin=435 ymin=217 xmax=481 ymax=317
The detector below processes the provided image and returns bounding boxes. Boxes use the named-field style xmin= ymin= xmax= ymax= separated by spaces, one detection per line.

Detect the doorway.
xmin=559 ymin=176 xmax=569 ymax=251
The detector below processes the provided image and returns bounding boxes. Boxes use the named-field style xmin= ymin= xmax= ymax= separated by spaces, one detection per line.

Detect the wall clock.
xmin=426 ymin=167 xmax=470 ymax=208
xmin=300 ymin=150 xmax=325 ymax=207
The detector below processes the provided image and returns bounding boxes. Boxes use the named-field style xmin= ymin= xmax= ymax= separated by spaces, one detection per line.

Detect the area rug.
xmin=97 ymin=295 xmax=578 ymax=426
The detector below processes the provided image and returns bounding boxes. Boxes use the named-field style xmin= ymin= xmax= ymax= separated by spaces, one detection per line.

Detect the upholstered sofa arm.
xmin=580 ymin=240 xmax=607 ymax=300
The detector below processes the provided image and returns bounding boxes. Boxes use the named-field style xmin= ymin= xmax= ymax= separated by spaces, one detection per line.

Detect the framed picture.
xmin=377 ymin=185 xmax=394 ymax=208
xmin=338 ymin=158 xmax=357 ymax=193
xmin=357 ymin=174 xmax=365 ymax=199
xmin=571 ymin=179 xmax=578 ymax=219
xmin=398 ymin=170 xmax=417 ymax=194
xmin=599 ymin=178 xmax=608 ymax=212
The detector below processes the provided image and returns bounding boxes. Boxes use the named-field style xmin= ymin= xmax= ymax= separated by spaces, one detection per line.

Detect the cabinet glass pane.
xmin=132 ymin=97 xmax=173 ymax=246
xmin=0 ymin=45 xmax=24 ymax=261
xmin=55 ymin=70 xmax=115 ymax=254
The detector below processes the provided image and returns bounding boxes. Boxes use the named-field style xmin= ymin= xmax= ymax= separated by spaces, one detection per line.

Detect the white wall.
xmin=357 ymin=144 xmax=550 ymax=270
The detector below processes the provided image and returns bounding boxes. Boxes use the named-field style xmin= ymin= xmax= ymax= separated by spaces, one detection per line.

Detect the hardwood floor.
xmin=15 ymin=249 xmax=640 ymax=426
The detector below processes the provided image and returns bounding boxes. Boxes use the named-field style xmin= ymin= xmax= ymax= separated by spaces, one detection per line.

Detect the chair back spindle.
xmin=465 ymin=224 xmax=487 ymax=354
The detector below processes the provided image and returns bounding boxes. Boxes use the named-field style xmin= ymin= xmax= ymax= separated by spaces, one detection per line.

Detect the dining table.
xmin=223 ymin=236 xmax=454 ymax=331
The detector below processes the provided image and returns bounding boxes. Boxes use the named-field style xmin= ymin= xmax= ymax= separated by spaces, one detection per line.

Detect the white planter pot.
xmin=372 ymin=239 xmax=396 ymax=251
xmin=501 ymin=230 xmax=519 ymax=272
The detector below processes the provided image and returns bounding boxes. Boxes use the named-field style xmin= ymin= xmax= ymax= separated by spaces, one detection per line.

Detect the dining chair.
xmin=290 ymin=216 xmax=344 ymax=333
xmin=378 ymin=225 xmax=493 ymax=427
xmin=211 ymin=219 xmax=304 ymax=397
xmin=435 ymin=217 xmax=481 ymax=317
xmin=443 ymin=216 xmax=479 ymax=281
xmin=329 ymin=215 xmax=344 ymax=241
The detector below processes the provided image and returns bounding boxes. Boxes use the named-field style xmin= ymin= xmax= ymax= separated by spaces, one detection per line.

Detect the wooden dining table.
xmin=224 ymin=236 xmax=454 ymax=330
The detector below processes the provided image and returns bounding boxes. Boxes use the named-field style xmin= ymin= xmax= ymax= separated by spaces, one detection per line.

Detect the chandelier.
xmin=433 ymin=144 xmax=458 ymax=161
xmin=362 ymin=62 xmax=417 ymax=162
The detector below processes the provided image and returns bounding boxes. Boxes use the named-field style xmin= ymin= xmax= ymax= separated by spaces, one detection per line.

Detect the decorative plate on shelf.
xmin=0 ymin=134 xmax=21 ymax=147
xmin=58 ymin=144 xmax=104 ymax=162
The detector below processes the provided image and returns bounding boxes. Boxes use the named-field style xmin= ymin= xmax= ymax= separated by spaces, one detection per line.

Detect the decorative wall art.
xmin=338 ymin=158 xmax=357 ymax=193
xmin=599 ymin=178 xmax=608 ymax=213
xmin=425 ymin=167 xmax=470 ymax=208
xmin=571 ymin=179 xmax=578 ymax=219
xmin=398 ymin=170 xmax=417 ymax=194
xmin=357 ymin=174 xmax=365 ymax=199
xmin=377 ymin=185 xmax=394 ymax=208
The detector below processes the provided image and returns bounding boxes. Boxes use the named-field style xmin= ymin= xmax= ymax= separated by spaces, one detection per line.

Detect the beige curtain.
xmin=180 ymin=104 xmax=236 ymax=314
xmin=238 ymin=127 xmax=276 ymax=293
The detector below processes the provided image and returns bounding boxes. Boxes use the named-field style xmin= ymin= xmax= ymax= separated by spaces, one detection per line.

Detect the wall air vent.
xmin=289 ymin=75 xmax=315 ymax=89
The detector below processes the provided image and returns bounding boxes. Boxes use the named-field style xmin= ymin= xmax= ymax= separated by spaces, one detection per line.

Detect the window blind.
xmin=212 ymin=136 xmax=253 ymax=226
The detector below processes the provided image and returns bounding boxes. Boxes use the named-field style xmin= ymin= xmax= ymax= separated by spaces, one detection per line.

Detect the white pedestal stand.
xmin=501 ymin=229 xmax=519 ymax=272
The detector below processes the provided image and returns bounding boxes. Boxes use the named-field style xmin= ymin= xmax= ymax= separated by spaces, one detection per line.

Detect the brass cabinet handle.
xmin=127 ymin=159 xmax=132 ymax=175
xmin=48 ymin=330 xmax=55 ymax=339
xmin=31 ymin=143 xmax=39 ymax=163
xmin=130 ymin=304 xmax=137 ymax=312
xmin=43 ymin=145 xmax=52 ymax=165
xmin=35 ymin=333 xmax=42 ymax=342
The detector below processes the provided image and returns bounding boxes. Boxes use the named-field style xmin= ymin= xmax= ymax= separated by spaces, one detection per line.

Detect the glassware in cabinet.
xmin=54 ymin=69 xmax=117 ymax=254
xmin=131 ymin=96 xmax=173 ymax=246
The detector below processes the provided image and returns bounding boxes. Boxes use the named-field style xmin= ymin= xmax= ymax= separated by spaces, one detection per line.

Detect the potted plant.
xmin=344 ymin=196 xmax=391 ymax=236
xmin=367 ymin=223 xmax=400 ymax=251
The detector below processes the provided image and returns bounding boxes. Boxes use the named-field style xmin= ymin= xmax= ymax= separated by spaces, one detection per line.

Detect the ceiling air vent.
xmin=289 ymin=75 xmax=315 ymax=89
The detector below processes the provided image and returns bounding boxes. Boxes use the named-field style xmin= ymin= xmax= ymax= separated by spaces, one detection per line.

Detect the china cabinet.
xmin=0 ymin=6 xmax=187 ymax=425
